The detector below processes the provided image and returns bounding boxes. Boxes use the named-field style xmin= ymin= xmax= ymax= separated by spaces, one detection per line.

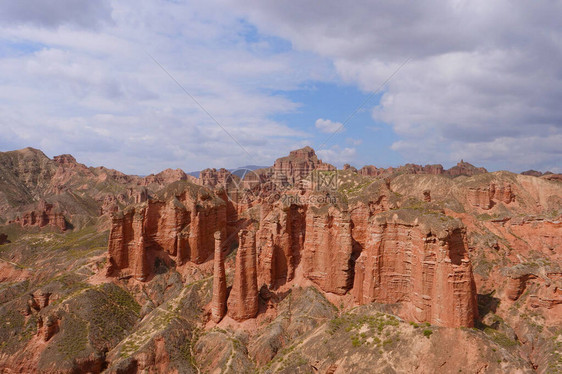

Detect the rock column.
xmin=228 ymin=230 xmax=259 ymax=321
xmin=211 ymin=231 xmax=227 ymax=323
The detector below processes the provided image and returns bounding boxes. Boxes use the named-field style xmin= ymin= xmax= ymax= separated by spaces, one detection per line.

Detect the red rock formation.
xmin=227 ymin=229 xmax=259 ymax=321
xmin=423 ymin=164 xmax=445 ymax=175
xmin=273 ymin=146 xmax=335 ymax=187
xmin=447 ymin=160 xmax=487 ymax=177
xmin=490 ymin=183 xmax=514 ymax=204
xmin=541 ymin=173 xmax=562 ymax=182
xmin=357 ymin=161 xmax=483 ymax=178
xmin=53 ymin=154 xmax=78 ymax=165
xmin=8 ymin=201 xmax=67 ymax=231
xmin=211 ymin=231 xmax=227 ymax=323
xmin=505 ymin=274 xmax=534 ymax=301
xmin=200 ymin=168 xmax=231 ymax=189
xmin=467 ymin=182 xmax=514 ymax=209
xmin=141 ymin=168 xmax=193 ymax=187
xmin=302 ymin=207 xmax=354 ymax=295
xmin=358 ymin=165 xmax=385 ymax=177
xmin=531 ymin=272 xmax=562 ymax=309
xmin=467 ymin=187 xmax=492 ymax=209
xmin=352 ymin=210 xmax=477 ymax=327
xmin=37 ymin=315 xmax=59 ymax=342
xmin=423 ymin=190 xmax=431 ymax=202
xmin=100 ymin=194 xmax=120 ymax=216
xmin=256 ymin=204 xmax=306 ymax=289
xmin=106 ymin=183 xmax=227 ymax=280
xmin=343 ymin=164 xmax=357 ymax=173
xmin=521 ymin=170 xmax=543 ymax=177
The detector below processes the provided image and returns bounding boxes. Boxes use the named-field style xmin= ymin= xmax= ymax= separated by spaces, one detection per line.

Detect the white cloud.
xmin=227 ymin=0 xmax=562 ymax=172
xmin=315 ymin=118 xmax=343 ymax=133
xmin=317 ymin=146 xmax=357 ymax=167
xmin=0 ymin=0 xmax=328 ymax=174
xmin=345 ymin=138 xmax=362 ymax=146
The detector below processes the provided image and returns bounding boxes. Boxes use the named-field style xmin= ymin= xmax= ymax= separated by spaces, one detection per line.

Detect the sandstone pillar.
xmin=228 ymin=230 xmax=259 ymax=321
xmin=211 ymin=231 xmax=227 ymax=323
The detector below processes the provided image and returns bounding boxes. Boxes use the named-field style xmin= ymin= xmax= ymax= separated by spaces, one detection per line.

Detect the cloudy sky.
xmin=1 ymin=0 xmax=560 ymax=174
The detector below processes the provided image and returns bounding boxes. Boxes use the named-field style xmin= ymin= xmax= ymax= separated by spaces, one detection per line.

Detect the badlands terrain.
xmin=0 ymin=146 xmax=560 ymax=373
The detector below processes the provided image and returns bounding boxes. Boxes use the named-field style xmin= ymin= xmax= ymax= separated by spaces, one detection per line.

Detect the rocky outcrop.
xmin=256 ymin=204 xmax=306 ymax=289
xmin=106 ymin=182 xmax=227 ymax=280
xmin=37 ymin=315 xmax=59 ymax=342
xmin=505 ymin=274 xmax=534 ymax=301
xmin=200 ymin=168 xmax=231 ymax=189
xmin=541 ymin=173 xmax=562 ymax=182
xmin=211 ymin=231 xmax=227 ymax=323
xmin=490 ymin=182 xmax=514 ymax=204
xmin=358 ymin=160 xmax=485 ymax=179
xmin=0 ymin=233 xmax=8 ymax=245
xmin=521 ymin=170 xmax=544 ymax=177
xmin=141 ymin=168 xmax=191 ymax=186
xmin=302 ymin=207 xmax=354 ymax=295
xmin=447 ymin=160 xmax=487 ymax=177
xmin=467 ymin=182 xmax=514 ymax=209
xmin=227 ymin=229 xmax=259 ymax=321
xmin=272 ymin=146 xmax=335 ymax=187
xmin=467 ymin=187 xmax=493 ymax=209
xmin=8 ymin=201 xmax=67 ymax=230
xmin=359 ymin=165 xmax=386 ymax=177
xmin=53 ymin=154 xmax=79 ymax=165
xmin=352 ymin=210 xmax=478 ymax=327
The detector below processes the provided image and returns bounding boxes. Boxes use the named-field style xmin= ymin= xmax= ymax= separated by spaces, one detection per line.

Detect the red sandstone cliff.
xmin=227 ymin=229 xmax=259 ymax=321
xmin=352 ymin=210 xmax=478 ymax=327
xmin=106 ymin=181 xmax=227 ymax=280
xmin=8 ymin=200 xmax=67 ymax=231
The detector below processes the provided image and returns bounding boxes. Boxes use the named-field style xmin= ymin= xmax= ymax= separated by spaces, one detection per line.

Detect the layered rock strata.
xmin=211 ymin=231 xmax=227 ymax=323
xmin=467 ymin=182 xmax=515 ymax=209
xmin=352 ymin=210 xmax=478 ymax=327
xmin=302 ymin=207 xmax=354 ymax=295
xmin=8 ymin=201 xmax=67 ymax=231
xmin=256 ymin=204 xmax=306 ymax=289
xmin=106 ymin=183 xmax=227 ymax=280
xmin=227 ymin=229 xmax=259 ymax=321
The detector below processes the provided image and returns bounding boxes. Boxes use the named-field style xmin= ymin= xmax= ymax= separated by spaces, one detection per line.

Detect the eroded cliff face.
xmin=3 ymin=146 xmax=562 ymax=373
xmin=8 ymin=201 xmax=67 ymax=231
xmin=106 ymin=182 xmax=227 ymax=280
xmin=227 ymin=229 xmax=259 ymax=321
xmin=301 ymin=206 xmax=354 ymax=295
xmin=256 ymin=204 xmax=306 ymax=289
xmin=272 ymin=146 xmax=335 ymax=187
xmin=467 ymin=182 xmax=515 ymax=209
xmin=352 ymin=211 xmax=477 ymax=327
xmin=103 ymin=148 xmax=482 ymax=328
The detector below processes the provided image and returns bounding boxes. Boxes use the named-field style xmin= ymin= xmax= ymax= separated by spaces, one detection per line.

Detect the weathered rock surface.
xmin=106 ymin=181 xmax=227 ymax=280
xmin=352 ymin=210 xmax=478 ymax=327
xmin=8 ymin=201 xmax=67 ymax=231
xmin=302 ymin=206 xmax=354 ymax=295
xmin=1 ymin=146 xmax=561 ymax=373
xmin=211 ymin=231 xmax=227 ymax=323
xmin=272 ymin=146 xmax=335 ymax=187
xmin=467 ymin=182 xmax=515 ymax=209
xmin=227 ymin=229 xmax=259 ymax=321
xmin=359 ymin=159 xmax=487 ymax=179
xmin=256 ymin=204 xmax=306 ymax=288
xmin=199 ymin=167 xmax=230 ymax=188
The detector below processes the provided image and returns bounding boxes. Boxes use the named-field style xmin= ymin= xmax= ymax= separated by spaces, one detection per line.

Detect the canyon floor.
xmin=0 ymin=146 xmax=560 ymax=373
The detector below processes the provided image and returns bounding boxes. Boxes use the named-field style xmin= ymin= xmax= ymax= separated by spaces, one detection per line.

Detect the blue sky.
xmin=0 ymin=0 xmax=560 ymax=174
